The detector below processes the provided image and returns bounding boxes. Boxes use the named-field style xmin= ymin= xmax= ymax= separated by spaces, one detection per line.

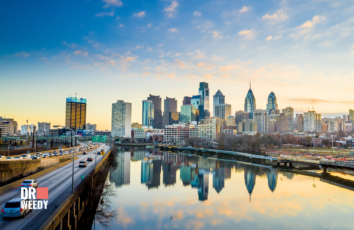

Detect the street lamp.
xmin=53 ymin=125 xmax=75 ymax=194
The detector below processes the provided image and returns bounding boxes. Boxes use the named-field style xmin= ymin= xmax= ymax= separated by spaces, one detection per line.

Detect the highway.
xmin=0 ymin=143 xmax=111 ymax=230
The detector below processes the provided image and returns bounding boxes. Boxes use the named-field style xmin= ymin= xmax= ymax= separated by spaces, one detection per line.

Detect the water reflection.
xmin=92 ymin=148 xmax=354 ymax=230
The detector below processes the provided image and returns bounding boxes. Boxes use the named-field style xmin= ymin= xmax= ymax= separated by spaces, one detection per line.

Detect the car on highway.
xmin=31 ymin=156 xmax=38 ymax=160
xmin=54 ymin=153 xmax=59 ymax=157
xmin=21 ymin=154 xmax=31 ymax=159
xmin=2 ymin=198 xmax=31 ymax=218
xmin=64 ymin=151 xmax=69 ymax=155
xmin=20 ymin=179 xmax=38 ymax=188
xmin=87 ymin=157 xmax=93 ymax=161
xmin=6 ymin=157 xmax=13 ymax=160
xmin=83 ymin=151 xmax=87 ymax=155
xmin=14 ymin=156 xmax=23 ymax=160
xmin=79 ymin=161 xmax=87 ymax=167
xmin=48 ymin=153 xmax=54 ymax=157
xmin=0 ymin=156 xmax=6 ymax=160
xmin=42 ymin=155 xmax=48 ymax=158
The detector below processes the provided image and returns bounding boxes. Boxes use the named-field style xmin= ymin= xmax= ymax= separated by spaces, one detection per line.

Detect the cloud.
xmin=147 ymin=23 xmax=152 ymax=27
xmin=157 ymin=44 xmax=164 ymax=47
xmin=125 ymin=56 xmax=136 ymax=61
xmin=239 ymin=6 xmax=250 ymax=13
xmin=193 ymin=11 xmax=201 ymax=16
xmin=107 ymin=60 xmax=116 ymax=66
xmin=168 ymin=28 xmax=177 ymax=32
xmin=266 ymin=35 xmax=282 ymax=41
xmin=103 ymin=0 xmax=123 ymax=8
xmin=133 ymin=11 xmax=145 ymax=18
xmin=210 ymin=30 xmax=222 ymax=38
xmin=299 ymin=15 xmax=326 ymax=29
xmin=95 ymin=12 xmax=114 ymax=17
xmin=15 ymin=52 xmax=30 ymax=57
xmin=197 ymin=62 xmax=215 ymax=71
xmin=187 ymin=50 xmax=205 ymax=60
xmin=288 ymin=98 xmax=354 ymax=104
xmin=262 ymin=10 xmax=288 ymax=22
xmin=174 ymin=60 xmax=189 ymax=70
xmin=238 ymin=29 xmax=254 ymax=39
xmin=118 ymin=24 xmax=124 ymax=27
xmin=132 ymin=45 xmax=143 ymax=50
xmin=73 ymin=50 xmax=88 ymax=55
xmin=142 ymin=72 xmax=151 ymax=76
xmin=164 ymin=1 xmax=178 ymax=17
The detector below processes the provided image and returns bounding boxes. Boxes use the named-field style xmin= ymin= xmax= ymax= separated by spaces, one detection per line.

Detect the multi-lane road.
xmin=0 ymin=143 xmax=111 ymax=230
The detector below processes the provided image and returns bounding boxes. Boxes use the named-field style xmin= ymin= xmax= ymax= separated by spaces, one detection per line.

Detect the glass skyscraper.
xmin=111 ymin=100 xmax=132 ymax=137
xmin=180 ymin=105 xmax=196 ymax=123
xmin=142 ymin=100 xmax=154 ymax=127
xmin=244 ymin=83 xmax=256 ymax=119
xmin=266 ymin=91 xmax=278 ymax=115
xmin=213 ymin=90 xmax=225 ymax=117
xmin=198 ymin=82 xmax=210 ymax=119
xmin=65 ymin=97 xmax=87 ymax=131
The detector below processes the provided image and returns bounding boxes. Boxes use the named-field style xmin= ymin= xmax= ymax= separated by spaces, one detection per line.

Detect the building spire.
xmin=249 ymin=81 xmax=251 ymax=89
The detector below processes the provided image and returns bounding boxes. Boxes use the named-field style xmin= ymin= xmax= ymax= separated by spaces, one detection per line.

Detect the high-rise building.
xmin=235 ymin=111 xmax=250 ymax=125
xmin=215 ymin=104 xmax=231 ymax=121
xmin=267 ymin=109 xmax=280 ymax=133
xmin=131 ymin=122 xmax=142 ymax=129
xmin=20 ymin=125 xmax=30 ymax=135
xmin=349 ymin=109 xmax=354 ymax=123
xmin=297 ymin=114 xmax=304 ymax=132
xmin=276 ymin=113 xmax=288 ymax=133
xmin=147 ymin=95 xmax=163 ymax=129
xmin=0 ymin=117 xmax=18 ymax=136
xmin=244 ymin=83 xmax=256 ymax=119
xmin=282 ymin=107 xmax=294 ymax=132
xmin=111 ymin=100 xmax=132 ymax=137
xmin=37 ymin=122 xmax=51 ymax=135
xmin=65 ymin=97 xmax=87 ymax=131
xmin=198 ymin=82 xmax=210 ymax=119
xmin=142 ymin=100 xmax=154 ymax=127
xmin=183 ymin=96 xmax=192 ymax=105
xmin=162 ymin=97 xmax=177 ymax=128
xmin=191 ymin=95 xmax=202 ymax=109
xmin=86 ymin=123 xmax=97 ymax=130
xmin=304 ymin=111 xmax=321 ymax=132
xmin=180 ymin=105 xmax=196 ymax=123
xmin=213 ymin=90 xmax=225 ymax=116
xmin=198 ymin=117 xmax=222 ymax=140
xmin=266 ymin=92 xmax=278 ymax=115
xmin=253 ymin=110 xmax=267 ymax=133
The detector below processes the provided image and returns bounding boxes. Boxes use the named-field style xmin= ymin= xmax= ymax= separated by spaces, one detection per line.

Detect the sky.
xmin=1 ymin=0 xmax=354 ymax=130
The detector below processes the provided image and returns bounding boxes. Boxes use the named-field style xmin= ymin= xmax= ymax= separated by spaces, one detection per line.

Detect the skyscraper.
xmin=213 ymin=90 xmax=225 ymax=116
xmin=65 ymin=97 xmax=87 ymax=130
xmin=253 ymin=110 xmax=267 ymax=133
xmin=162 ymin=97 xmax=177 ymax=128
xmin=266 ymin=92 xmax=278 ymax=115
xmin=244 ymin=83 xmax=256 ymax=119
xmin=147 ymin=94 xmax=163 ymax=129
xmin=282 ymin=107 xmax=294 ymax=132
xmin=183 ymin=96 xmax=192 ymax=105
xmin=235 ymin=110 xmax=250 ymax=125
xmin=37 ymin=122 xmax=51 ymax=135
xmin=215 ymin=104 xmax=231 ymax=120
xmin=111 ymin=100 xmax=132 ymax=137
xmin=142 ymin=100 xmax=154 ymax=127
xmin=198 ymin=82 xmax=210 ymax=119
xmin=180 ymin=105 xmax=196 ymax=123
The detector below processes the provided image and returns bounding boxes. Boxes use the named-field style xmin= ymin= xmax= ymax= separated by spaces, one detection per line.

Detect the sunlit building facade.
xmin=65 ymin=97 xmax=87 ymax=131
xmin=266 ymin=92 xmax=278 ymax=115
xmin=142 ymin=100 xmax=154 ymax=127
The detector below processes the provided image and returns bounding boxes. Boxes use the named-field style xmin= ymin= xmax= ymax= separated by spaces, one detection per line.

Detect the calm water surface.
xmin=92 ymin=148 xmax=354 ymax=230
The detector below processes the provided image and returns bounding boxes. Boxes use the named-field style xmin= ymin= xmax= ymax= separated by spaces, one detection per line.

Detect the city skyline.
xmin=2 ymin=0 xmax=354 ymax=130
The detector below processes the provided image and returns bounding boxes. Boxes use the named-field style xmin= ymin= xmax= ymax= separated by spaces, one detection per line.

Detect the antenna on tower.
xmin=250 ymin=81 xmax=251 ymax=89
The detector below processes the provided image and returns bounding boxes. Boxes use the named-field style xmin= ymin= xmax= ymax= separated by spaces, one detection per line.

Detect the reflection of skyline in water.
xmin=111 ymin=150 xmax=282 ymax=201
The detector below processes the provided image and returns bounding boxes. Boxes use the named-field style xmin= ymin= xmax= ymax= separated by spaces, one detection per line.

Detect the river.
xmin=86 ymin=147 xmax=354 ymax=230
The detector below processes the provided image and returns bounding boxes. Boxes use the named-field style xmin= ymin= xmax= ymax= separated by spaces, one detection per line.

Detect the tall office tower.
xmin=303 ymin=111 xmax=318 ymax=132
xmin=180 ymin=105 xmax=196 ymax=123
xmin=198 ymin=82 xmax=210 ymax=119
xmin=162 ymin=97 xmax=177 ymax=128
xmin=349 ymin=109 xmax=354 ymax=123
xmin=191 ymin=95 xmax=201 ymax=122
xmin=266 ymin=92 xmax=278 ymax=115
xmin=0 ymin=117 xmax=18 ymax=136
xmin=65 ymin=97 xmax=87 ymax=131
xmin=297 ymin=114 xmax=304 ymax=132
xmin=147 ymin=94 xmax=162 ymax=129
xmin=253 ymin=110 xmax=268 ymax=133
xmin=213 ymin=90 xmax=225 ymax=116
xmin=238 ymin=119 xmax=257 ymax=134
xmin=275 ymin=113 xmax=288 ymax=133
xmin=111 ymin=100 xmax=132 ymax=137
xmin=86 ymin=123 xmax=97 ymax=130
xmin=142 ymin=100 xmax=154 ymax=127
xmin=282 ymin=107 xmax=294 ymax=132
xmin=244 ymin=83 xmax=256 ymax=119
xmin=316 ymin=114 xmax=322 ymax=132
xmin=235 ymin=110 xmax=250 ymax=125
xmin=183 ymin=96 xmax=192 ymax=105
xmin=215 ymin=104 xmax=231 ymax=120
xmin=37 ymin=122 xmax=51 ymax=135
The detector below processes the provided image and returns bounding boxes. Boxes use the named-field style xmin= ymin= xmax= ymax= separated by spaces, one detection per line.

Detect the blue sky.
xmin=1 ymin=0 xmax=354 ymax=130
